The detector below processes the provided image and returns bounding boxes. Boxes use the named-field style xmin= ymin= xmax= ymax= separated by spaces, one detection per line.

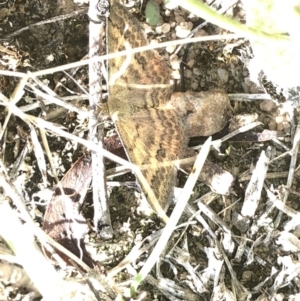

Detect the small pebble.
xmin=275 ymin=115 xmax=284 ymax=131
xmin=249 ymin=83 xmax=262 ymax=94
xmin=161 ymin=23 xmax=171 ymax=34
xmin=241 ymin=82 xmax=248 ymax=93
xmin=175 ymin=22 xmax=193 ymax=38
xmin=171 ymin=32 xmax=177 ymax=40
xmin=170 ymin=54 xmax=181 ymax=69
xmin=184 ymin=69 xmax=193 ymax=78
xmin=175 ymin=15 xmax=185 ymax=23
xmin=172 ymin=70 xmax=180 ymax=79
xmin=155 ymin=26 xmax=162 ymax=34
xmin=193 ymin=68 xmax=201 ymax=76
xmin=200 ymin=79 xmax=206 ymax=87
xmin=268 ymin=120 xmax=276 ymax=130
xmin=194 ymin=29 xmax=208 ymax=37
xmin=155 ymin=23 xmax=170 ymax=34
xmin=191 ymin=82 xmax=199 ymax=90
xmin=46 ymin=54 xmax=54 ymax=63
xmin=149 ymin=39 xmax=159 ymax=46
xmin=166 ymin=44 xmax=176 ymax=53
xmin=260 ymin=99 xmax=276 ymax=112
xmin=187 ymin=59 xmax=195 ymax=68
xmin=217 ymin=68 xmax=229 ymax=83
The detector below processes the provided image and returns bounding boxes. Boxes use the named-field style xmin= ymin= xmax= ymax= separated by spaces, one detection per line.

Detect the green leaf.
xmin=145 ymin=0 xmax=161 ymax=26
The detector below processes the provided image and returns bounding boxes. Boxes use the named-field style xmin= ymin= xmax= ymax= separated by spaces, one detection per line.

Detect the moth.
xmin=42 ymin=156 xmax=94 ymax=269
xmin=107 ymin=2 xmax=186 ymax=214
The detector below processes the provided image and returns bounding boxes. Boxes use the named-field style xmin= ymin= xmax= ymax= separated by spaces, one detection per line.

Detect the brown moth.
xmin=108 ymin=1 xmax=186 ymax=213
xmin=42 ymin=156 xmax=94 ymax=269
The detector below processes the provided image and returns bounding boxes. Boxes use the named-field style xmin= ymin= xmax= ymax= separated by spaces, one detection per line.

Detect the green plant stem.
xmin=166 ymin=0 xmax=289 ymax=42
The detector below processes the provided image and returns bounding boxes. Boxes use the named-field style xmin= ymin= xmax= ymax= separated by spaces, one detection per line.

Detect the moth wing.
xmin=115 ymin=108 xmax=185 ymax=210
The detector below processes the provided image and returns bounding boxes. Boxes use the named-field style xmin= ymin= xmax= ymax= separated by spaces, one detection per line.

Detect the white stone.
xmin=217 ymin=68 xmax=229 ymax=83
xmin=175 ymin=22 xmax=193 ymax=38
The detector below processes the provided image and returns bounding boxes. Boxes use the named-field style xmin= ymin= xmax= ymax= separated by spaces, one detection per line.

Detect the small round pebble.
xmin=175 ymin=22 xmax=193 ymax=38
xmin=166 ymin=44 xmax=176 ymax=53
xmin=155 ymin=23 xmax=170 ymax=34
xmin=161 ymin=23 xmax=171 ymax=34
xmin=184 ymin=69 xmax=193 ymax=78
xmin=175 ymin=15 xmax=185 ymax=23
xmin=170 ymin=54 xmax=181 ymax=69
xmin=172 ymin=70 xmax=180 ymax=79
xmin=260 ymin=99 xmax=276 ymax=112
xmin=193 ymin=68 xmax=201 ymax=76
xmin=191 ymin=82 xmax=199 ymax=90
xmin=217 ymin=68 xmax=229 ymax=83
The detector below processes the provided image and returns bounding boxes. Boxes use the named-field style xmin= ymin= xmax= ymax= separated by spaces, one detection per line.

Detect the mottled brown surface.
xmin=170 ymin=90 xmax=231 ymax=137
xmin=108 ymin=2 xmax=230 ymax=212
xmin=108 ymin=2 xmax=185 ymax=212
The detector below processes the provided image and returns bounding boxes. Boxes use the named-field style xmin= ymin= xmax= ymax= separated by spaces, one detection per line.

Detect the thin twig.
xmin=0 ymin=34 xmax=242 ymax=78
xmin=88 ymin=0 xmax=113 ymax=239
xmin=274 ymin=124 xmax=300 ymax=228
xmin=131 ymin=137 xmax=212 ymax=295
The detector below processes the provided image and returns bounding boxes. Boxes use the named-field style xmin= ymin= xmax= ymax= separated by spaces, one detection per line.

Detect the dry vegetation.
xmin=0 ymin=0 xmax=300 ymax=300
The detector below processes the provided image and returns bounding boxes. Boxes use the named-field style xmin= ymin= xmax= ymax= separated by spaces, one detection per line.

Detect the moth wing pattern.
xmin=114 ymin=108 xmax=186 ymax=209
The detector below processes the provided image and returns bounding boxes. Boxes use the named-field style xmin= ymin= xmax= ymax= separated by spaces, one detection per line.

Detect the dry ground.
xmin=0 ymin=0 xmax=300 ymax=300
